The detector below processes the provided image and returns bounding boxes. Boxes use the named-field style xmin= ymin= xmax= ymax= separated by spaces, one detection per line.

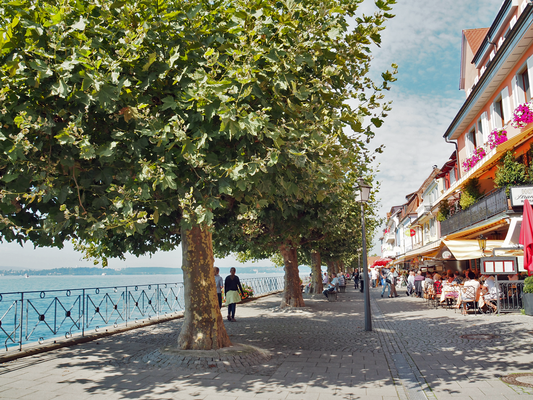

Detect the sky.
xmin=360 ymin=0 xmax=504 ymax=252
xmin=0 ymin=0 xmax=505 ymax=269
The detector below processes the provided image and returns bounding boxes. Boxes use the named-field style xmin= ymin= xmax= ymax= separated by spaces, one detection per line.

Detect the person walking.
xmin=224 ymin=267 xmax=244 ymax=322
xmin=371 ymin=267 xmax=379 ymax=288
xmin=381 ymin=267 xmax=391 ymax=298
xmin=388 ymin=267 xmax=399 ymax=298
xmin=214 ymin=267 xmax=224 ymax=309
xmin=353 ymin=269 xmax=360 ymax=290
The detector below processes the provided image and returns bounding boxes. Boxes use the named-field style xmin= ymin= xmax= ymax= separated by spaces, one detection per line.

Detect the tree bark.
xmin=279 ymin=244 xmax=305 ymax=308
xmin=327 ymin=260 xmax=334 ymax=278
xmin=178 ymin=224 xmax=232 ymax=349
xmin=310 ymin=251 xmax=323 ymax=294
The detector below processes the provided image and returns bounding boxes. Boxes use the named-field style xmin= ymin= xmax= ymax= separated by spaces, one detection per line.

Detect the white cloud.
xmin=364 ymin=0 xmax=505 ymax=253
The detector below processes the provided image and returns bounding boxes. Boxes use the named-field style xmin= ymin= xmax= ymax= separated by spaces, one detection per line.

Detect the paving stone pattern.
xmin=0 ymin=284 xmax=532 ymax=399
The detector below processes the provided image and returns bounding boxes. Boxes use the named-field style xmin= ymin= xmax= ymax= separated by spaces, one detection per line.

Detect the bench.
xmin=326 ymin=290 xmax=337 ymax=301
xmin=339 ymin=285 xmax=346 ymax=293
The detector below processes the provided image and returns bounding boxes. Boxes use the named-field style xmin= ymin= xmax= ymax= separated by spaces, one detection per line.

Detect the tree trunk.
xmin=327 ymin=260 xmax=334 ymax=278
xmin=279 ymin=244 xmax=305 ymax=308
xmin=178 ymin=224 xmax=232 ymax=349
xmin=310 ymin=251 xmax=323 ymax=294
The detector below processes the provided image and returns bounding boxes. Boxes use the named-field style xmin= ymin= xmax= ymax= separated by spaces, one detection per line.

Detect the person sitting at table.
xmin=481 ymin=275 xmax=498 ymax=310
xmin=423 ymin=272 xmax=434 ymax=290
xmin=445 ymin=272 xmax=454 ymax=284
xmin=452 ymin=271 xmax=463 ymax=284
xmin=323 ymin=273 xmax=338 ymax=298
xmin=463 ymin=271 xmax=481 ymax=303
xmin=433 ymin=273 xmax=443 ymax=296
xmin=508 ymin=273 xmax=519 ymax=281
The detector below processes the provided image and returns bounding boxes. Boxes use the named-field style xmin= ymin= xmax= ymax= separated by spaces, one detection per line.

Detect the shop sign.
xmin=480 ymin=256 xmax=518 ymax=275
xmin=510 ymin=186 xmax=533 ymax=207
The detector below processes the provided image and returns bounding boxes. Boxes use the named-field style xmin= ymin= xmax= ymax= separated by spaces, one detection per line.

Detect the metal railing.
xmin=497 ymin=280 xmax=525 ymax=313
xmin=440 ymin=188 xmax=508 ymax=236
xmin=0 ymin=275 xmax=287 ymax=353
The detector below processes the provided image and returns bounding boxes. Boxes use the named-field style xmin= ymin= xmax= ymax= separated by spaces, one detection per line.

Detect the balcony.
xmin=384 ymin=231 xmax=395 ymax=243
xmin=440 ymin=187 xmax=508 ymax=236
xmin=416 ymin=204 xmax=431 ymax=218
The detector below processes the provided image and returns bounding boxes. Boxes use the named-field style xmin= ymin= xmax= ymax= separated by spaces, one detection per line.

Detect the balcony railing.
xmin=440 ymin=187 xmax=508 ymax=236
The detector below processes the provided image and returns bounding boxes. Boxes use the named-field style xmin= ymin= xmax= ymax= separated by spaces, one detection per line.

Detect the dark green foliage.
xmin=494 ymin=151 xmax=530 ymax=190
xmin=459 ymin=178 xmax=482 ymax=210
xmin=436 ymin=199 xmax=450 ymax=222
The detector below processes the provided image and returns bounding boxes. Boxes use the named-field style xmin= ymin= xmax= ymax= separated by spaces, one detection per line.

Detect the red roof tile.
xmin=463 ymin=28 xmax=490 ymax=55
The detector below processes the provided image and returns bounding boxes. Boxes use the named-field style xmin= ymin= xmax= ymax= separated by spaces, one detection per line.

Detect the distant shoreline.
xmin=0 ymin=266 xmax=306 ymax=277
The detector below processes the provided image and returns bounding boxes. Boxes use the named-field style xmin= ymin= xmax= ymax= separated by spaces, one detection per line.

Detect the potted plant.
xmin=523 ymin=276 xmax=533 ymax=316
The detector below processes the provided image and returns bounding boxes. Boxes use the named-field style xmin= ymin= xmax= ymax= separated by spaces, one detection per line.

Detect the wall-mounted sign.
xmin=442 ymin=251 xmax=452 ymax=259
xmin=510 ymin=186 xmax=533 ymax=207
xmin=480 ymin=256 xmax=518 ymax=275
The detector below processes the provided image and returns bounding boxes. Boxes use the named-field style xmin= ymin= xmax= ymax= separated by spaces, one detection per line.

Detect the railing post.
xmin=125 ymin=286 xmax=128 ymax=327
xmin=19 ymin=292 xmax=23 ymax=351
xmin=82 ymin=289 xmax=85 ymax=337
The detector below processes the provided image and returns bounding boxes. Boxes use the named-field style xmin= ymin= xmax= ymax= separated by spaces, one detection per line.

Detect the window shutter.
xmin=501 ymin=87 xmax=511 ymax=123
xmin=527 ymin=55 xmax=533 ymax=101
xmin=512 ymin=75 xmax=520 ymax=109
xmin=481 ymin=112 xmax=490 ymax=142
xmin=510 ymin=15 xmax=517 ymax=29
xmin=489 ymin=102 xmax=496 ymax=131
xmin=466 ymin=132 xmax=474 ymax=156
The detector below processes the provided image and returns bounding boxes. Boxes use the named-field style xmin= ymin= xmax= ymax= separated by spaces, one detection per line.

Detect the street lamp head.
xmin=357 ymin=178 xmax=371 ymax=203
xmin=477 ymin=234 xmax=487 ymax=253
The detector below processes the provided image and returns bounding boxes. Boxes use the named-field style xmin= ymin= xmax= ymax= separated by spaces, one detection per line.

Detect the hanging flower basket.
xmin=511 ymin=102 xmax=533 ymax=128
xmin=487 ymin=129 xmax=507 ymax=150
xmin=462 ymin=147 xmax=486 ymax=172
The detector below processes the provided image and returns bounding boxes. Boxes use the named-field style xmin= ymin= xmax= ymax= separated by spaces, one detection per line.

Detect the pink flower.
xmin=487 ymin=129 xmax=507 ymax=150
xmin=512 ymin=103 xmax=533 ymax=128
xmin=462 ymin=147 xmax=486 ymax=172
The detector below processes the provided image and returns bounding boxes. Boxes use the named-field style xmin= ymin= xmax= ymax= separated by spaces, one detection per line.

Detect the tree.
xmin=0 ymin=0 xmax=396 ymax=348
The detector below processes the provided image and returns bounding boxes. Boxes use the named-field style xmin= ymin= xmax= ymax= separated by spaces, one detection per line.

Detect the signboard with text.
xmin=510 ymin=186 xmax=533 ymax=207
xmin=480 ymin=257 xmax=518 ymax=275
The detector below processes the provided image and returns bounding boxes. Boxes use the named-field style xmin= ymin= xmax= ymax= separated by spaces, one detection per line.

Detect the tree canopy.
xmin=0 ymin=0 xmax=397 ymax=347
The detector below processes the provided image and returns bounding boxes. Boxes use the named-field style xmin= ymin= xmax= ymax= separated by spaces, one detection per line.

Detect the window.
xmin=513 ymin=56 xmax=533 ymax=107
xmin=450 ymin=166 xmax=457 ymax=185
xmin=494 ymin=97 xmax=504 ymax=128
xmin=466 ymin=129 xmax=476 ymax=156
xmin=430 ymin=218 xmax=436 ymax=237
xmin=490 ymin=87 xmax=511 ymax=129
xmin=520 ymin=69 xmax=530 ymax=102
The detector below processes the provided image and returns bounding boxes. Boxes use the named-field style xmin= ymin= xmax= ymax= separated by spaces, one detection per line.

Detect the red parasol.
xmin=519 ymin=198 xmax=533 ymax=276
xmin=371 ymin=258 xmax=392 ymax=267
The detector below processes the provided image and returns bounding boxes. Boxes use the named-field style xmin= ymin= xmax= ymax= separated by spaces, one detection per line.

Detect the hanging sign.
xmin=480 ymin=256 xmax=518 ymax=275
xmin=510 ymin=186 xmax=533 ymax=207
xmin=410 ymin=229 xmax=416 ymax=237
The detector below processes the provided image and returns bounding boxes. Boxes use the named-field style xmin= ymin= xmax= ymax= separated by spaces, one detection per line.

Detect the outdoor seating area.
xmin=414 ymin=271 xmax=525 ymax=315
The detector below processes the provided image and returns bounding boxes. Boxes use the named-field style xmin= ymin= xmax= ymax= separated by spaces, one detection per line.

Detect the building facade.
xmin=381 ymin=0 xmax=533 ymax=273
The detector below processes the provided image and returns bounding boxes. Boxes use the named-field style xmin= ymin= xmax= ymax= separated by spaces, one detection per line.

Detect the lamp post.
xmin=357 ymin=178 xmax=372 ymax=332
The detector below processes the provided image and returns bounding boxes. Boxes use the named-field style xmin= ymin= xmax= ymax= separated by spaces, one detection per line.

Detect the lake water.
xmin=0 ymin=272 xmax=290 ymax=350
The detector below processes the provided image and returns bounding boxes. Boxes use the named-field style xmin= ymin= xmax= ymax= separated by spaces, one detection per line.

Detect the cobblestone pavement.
xmin=0 ymin=284 xmax=532 ymax=399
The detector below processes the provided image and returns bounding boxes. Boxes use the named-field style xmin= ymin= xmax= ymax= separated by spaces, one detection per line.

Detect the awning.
xmin=443 ymin=239 xmax=523 ymax=260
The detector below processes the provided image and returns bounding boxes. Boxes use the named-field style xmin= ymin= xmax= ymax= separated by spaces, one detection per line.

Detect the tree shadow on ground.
xmin=7 ymin=286 xmax=532 ymax=399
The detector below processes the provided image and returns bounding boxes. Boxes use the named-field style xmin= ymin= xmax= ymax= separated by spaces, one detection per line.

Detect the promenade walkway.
xmin=1 ymin=284 xmax=533 ymax=399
